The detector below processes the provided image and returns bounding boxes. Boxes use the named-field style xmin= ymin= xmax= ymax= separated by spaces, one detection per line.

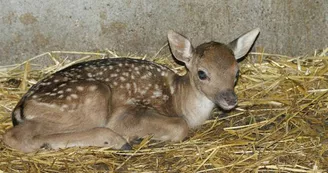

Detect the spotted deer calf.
xmin=3 ymin=28 xmax=260 ymax=152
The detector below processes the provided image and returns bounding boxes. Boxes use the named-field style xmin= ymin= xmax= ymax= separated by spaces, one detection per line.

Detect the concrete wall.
xmin=0 ymin=0 xmax=327 ymax=65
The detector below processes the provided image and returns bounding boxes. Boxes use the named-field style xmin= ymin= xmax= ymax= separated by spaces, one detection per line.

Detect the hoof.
xmin=130 ymin=137 xmax=143 ymax=145
xmin=40 ymin=143 xmax=52 ymax=150
xmin=120 ymin=143 xmax=132 ymax=150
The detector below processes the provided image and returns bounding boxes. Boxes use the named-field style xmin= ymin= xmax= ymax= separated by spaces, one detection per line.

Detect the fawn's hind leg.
xmin=3 ymin=121 xmax=130 ymax=152
xmin=3 ymin=81 xmax=130 ymax=152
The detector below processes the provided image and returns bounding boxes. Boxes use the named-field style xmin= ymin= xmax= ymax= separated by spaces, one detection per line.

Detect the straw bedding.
xmin=0 ymin=48 xmax=327 ymax=172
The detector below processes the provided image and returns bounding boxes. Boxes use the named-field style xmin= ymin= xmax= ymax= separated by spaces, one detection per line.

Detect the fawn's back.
xmin=23 ymin=58 xmax=175 ymax=116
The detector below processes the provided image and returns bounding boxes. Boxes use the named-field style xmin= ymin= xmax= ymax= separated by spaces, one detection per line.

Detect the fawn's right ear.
xmin=168 ymin=30 xmax=194 ymax=67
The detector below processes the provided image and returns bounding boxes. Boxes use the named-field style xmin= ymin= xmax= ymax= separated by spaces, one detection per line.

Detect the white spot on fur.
xmin=132 ymin=82 xmax=137 ymax=93
xmin=58 ymin=95 xmax=64 ymax=99
xmin=163 ymin=95 xmax=169 ymax=101
xmin=87 ymin=78 xmax=95 ymax=81
xmin=120 ymin=76 xmax=126 ymax=81
xmin=63 ymin=77 xmax=69 ymax=81
xmin=144 ymin=86 xmax=150 ymax=90
xmin=66 ymin=88 xmax=72 ymax=92
xmin=113 ymin=82 xmax=118 ymax=86
xmin=59 ymin=83 xmax=66 ymax=88
xmin=139 ymin=89 xmax=147 ymax=95
xmin=126 ymin=83 xmax=131 ymax=89
xmin=54 ymin=79 xmax=59 ymax=83
xmin=161 ymin=71 xmax=166 ymax=76
xmin=89 ymin=85 xmax=98 ymax=91
xmin=57 ymin=90 xmax=64 ymax=94
xmin=110 ymin=74 xmax=118 ymax=78
xmin=123 ymin=72 xmax=129 ymax=77
xmin=141 ymin=75 xmax=148 ymax=79
xmin=70 ymin=94 xmax=78 ymax=99
xmin=60 ymin=104 xmax=69 ymax=111
xmin=153 ymin=90 xmax=162 ymax=97
xmin=154 ymin=84 xmax=159 ymax=89
xmin=170 ymin=86 xmax=175 ymax=94
xmin=87 ymin=73 xmax=93 ymax=77
xmin=77 ymin=86 xmax=84 ymax=91
xmin=66 ymin=96 xmax=72 ymax=101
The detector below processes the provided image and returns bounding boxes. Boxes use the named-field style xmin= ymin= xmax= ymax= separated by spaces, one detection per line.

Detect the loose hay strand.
xmin=0 ymin=48 xmax=328 ymax=172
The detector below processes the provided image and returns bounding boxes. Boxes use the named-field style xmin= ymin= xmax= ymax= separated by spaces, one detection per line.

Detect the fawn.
xmin=3 ymin=28 xmax=260 ymax=152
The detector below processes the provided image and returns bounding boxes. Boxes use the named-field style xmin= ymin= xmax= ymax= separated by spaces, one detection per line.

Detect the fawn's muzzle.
xmin=215 ymin=89 xmax=238 ymax=110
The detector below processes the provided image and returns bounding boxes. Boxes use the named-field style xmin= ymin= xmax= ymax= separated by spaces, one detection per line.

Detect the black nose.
xmin=218 ymin=89 xmax=237 ymax=106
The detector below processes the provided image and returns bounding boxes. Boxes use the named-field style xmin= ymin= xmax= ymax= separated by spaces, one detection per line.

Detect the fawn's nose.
xmin=215 ymin=89 xmax=237 ymax=110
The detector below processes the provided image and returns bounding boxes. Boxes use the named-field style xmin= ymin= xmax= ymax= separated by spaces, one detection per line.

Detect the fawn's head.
xmin=168 ymin=28 xmax=260 ymax=110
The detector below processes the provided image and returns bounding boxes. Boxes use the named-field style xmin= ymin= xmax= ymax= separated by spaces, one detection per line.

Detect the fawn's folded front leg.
xmin=108 ymin=107 xmax=189 ymax=142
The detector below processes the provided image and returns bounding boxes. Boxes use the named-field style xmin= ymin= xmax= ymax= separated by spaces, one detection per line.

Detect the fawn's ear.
xmin=228 ymin=28 xmax=260 ymax=60
xmin=168 ymin=30 xmax=194 ymax=67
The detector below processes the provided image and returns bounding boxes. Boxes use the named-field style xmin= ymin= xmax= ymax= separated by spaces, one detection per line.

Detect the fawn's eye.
xmin=198 ymin=70 xmax=207 ymax=80
xmin=234 ymin=70 xmax=240 ymax=83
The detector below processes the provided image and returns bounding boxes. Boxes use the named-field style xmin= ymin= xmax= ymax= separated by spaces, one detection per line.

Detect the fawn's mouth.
xmin=215 ymin=90 xmax=238 ymax=110
xmin=217 ymin=100 xmax=237 ymax=110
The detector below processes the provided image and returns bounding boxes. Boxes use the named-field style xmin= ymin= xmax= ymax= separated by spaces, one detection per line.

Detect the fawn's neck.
xmin=171 ymin=73 xmax=215 ymax=128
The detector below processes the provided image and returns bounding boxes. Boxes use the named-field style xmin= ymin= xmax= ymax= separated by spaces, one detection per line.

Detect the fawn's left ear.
xmin=228 ymin=28 xmax=260 ymax=60
xmin=168 ymin=30 xmax=194 ymax=68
